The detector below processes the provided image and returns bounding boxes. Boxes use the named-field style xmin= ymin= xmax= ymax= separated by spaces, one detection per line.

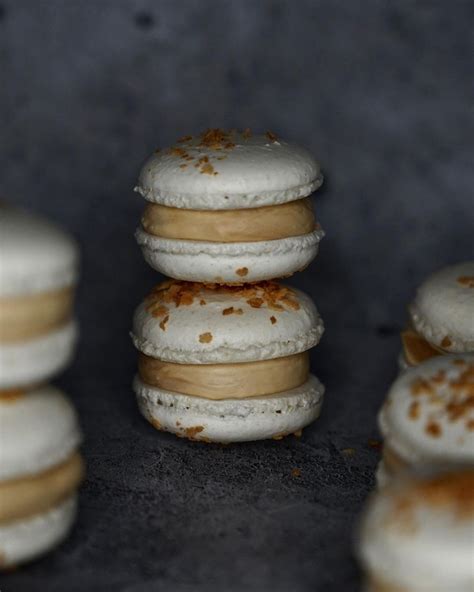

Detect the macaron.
xmin=0 ymin=385 xmax=84 ymax=567
xmin=357 ymin=469 xmax=474 ymax=592
xmin=400 ymin=262 xmax=474 ymax=368
xmin=0 ymin=206 xmax=79 ymax=389
xmin=377 ymin=354 xmax=474 ymax=486
xmin=135 ymin=128 xmax=324 ymax=283
xmin=131 ymin=280 xmax=325 ymax=442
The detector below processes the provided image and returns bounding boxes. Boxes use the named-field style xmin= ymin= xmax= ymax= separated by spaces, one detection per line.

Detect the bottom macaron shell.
xmin=0 ymin=495 xmax=77 ymax=568
xmin=0 ymin=321 xmax=77 ymax=388
xmin=134 ymin=374 xmax=324 ymax=443
xmin=135 ymin=228 xmax=324 ymax=283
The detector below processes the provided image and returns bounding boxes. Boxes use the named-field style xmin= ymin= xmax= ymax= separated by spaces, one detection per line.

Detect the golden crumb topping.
xmin=393 ymin=471 xmax=474 ymax=526
xmin=159 ymin=315 xmax=169 ymax=331
xmin=145 ymin=280 xmax=301 ymax=313
xmin=457 ymin=275 xmax=474 ymax=288
xmin=407 ymin=362 xmax=474 ymax=434
xmin=158 ymin=129 xmax=283 ymax=179
xmin=425 ymin=421 xmax=442 ymax=437
xmin=441 ymin=336 xmax=453 ymax=349
xmin=0 ymin=388 xmax=26 ymax=402
xmin=222 ymin=307 xmax=243 ymax=316
xmin=199 ymin=332 xmax=213 ymax=343
xmin=265 ymin=130 xmax=278 ymax=142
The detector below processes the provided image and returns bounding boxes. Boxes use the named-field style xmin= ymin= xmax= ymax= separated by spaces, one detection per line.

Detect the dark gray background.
xmin=0 ymin=1 xmax=472 ymax=591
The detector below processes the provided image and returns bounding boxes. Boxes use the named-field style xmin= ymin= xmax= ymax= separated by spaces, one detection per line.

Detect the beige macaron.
xmin=0 ymin=385 xmax=84 ymax=567
xmin=131 ymin=280 xmax=325 ymax=442
xmin=400 ymin=262 xmax=474 ymax=368
xmin=0 ymin=206 xmax=79 ymax=389
xmin=357 ymin=469 xmax=474 ymax=592
xmin=377 ymin=354 xmax=474 ymax=486
xmin=135 ymin=128 xmax=324 ymax=284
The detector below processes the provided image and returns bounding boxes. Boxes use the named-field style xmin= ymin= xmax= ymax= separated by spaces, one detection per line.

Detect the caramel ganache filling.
xmin=141 ymin=198 xmax=316 ymax=243
xmin=0 ymin=452 xmax=84 ymax=524
xmin=381 ymin=445 xmax=409 ymax=476
xmin=401 ymin=327 xmax=441 ymax=367
xmin=0 ymin=288 xmax=74 ymax=343
xmin=138 ymin=352 xmax=309 ymax=399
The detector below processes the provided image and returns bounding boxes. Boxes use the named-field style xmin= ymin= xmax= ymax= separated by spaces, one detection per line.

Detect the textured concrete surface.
xmin=0 ymin=1 xmax=472 ymax=591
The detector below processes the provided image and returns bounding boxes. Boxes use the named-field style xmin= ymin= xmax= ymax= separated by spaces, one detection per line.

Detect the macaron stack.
xmin=357 ymin=469 xmax=474 ymax=592
xmin=354 ymin=267 xmax=474 ymax=585
xmin=400 ymin=261 xmax=474 ymax=369
xmin=0 ymin=206 xmax=84 ymax=567
xmin=132 ymin=128 xmax=325 ymax=442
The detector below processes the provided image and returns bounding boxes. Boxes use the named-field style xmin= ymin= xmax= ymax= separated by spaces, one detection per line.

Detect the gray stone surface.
xmin=0 ymin=1 xmax=472 ymax=591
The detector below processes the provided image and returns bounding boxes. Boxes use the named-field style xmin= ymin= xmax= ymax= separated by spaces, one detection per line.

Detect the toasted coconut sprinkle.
xmin=457 ymin=275 xmax=474 ymax=288
xmin=199 ymin=332 xmax=213 ymax=343
xmin=406 ymin=361 xmax=474 ymax=432
xmin=222 ymin=307 xmax=243 ymax=316
xmin=145 ymin=280 xmax=301 ymax=313
xmin=441 ymin=336 xmax=452 ymax=349
xmin=392 ymin=471 xmax=474 ymax=523
xmin=159 ymin=315 xmax=169 ymax=331
xmin=265 ymin=130 xmax=278 ymax=142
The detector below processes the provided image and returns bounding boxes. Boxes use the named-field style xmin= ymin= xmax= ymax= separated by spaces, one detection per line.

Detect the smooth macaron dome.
xmin=0 ymin=206 xmax=79 ymax=388
xmin=135 ymin=129 xmax=324 ymax=283
xmin=407 ymin=262 xmax=474 ymax=359
xmin=0 ymin=385 xmax=84 ymax=567
xmin=378 ymin=354 xmax=474 ymax=484
xmin=132 ymin=280 xmax=325 ymax=442
xmin=358 ymin=470 xmax=474 ymax=592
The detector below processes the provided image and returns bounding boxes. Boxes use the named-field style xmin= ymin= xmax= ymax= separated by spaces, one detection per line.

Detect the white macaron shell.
xmin=409 ymin=262 xmax=474 ymax=353
xmin=378 ymin=355 xmax=474 ymax=467
xmin=135 ymin=228 xmax=323 ymax=283
xmin=0 ymin=384 xmax=82 ymax=481
xmin=359 ymin=478 xmax=474 ymax=592
xmin=132 ymin=285 xmax=323 ymax=364
xmin=134 ymin=374 xmax=324 ymax=443
xmin=0 ymin=207 xmax=79 ymax=297
xmin=0 ymin=495 xmax=77 ymax=568
xmin=0 ymin=321 xmax=78 ymax=389
xmin=136 ymin=134 xmax=322 ymax=210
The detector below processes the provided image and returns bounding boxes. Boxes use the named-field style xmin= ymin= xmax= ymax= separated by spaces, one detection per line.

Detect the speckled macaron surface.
xmin=134 ymin=129 xmax=324 ymax=283
xmin=132 ymin=280 xmax=324 ymax=364
xmin=134 ymin=374 xmax=325 ymax=443
xmin=358 ymin=470 xmax=474 ymax=592
xmin=135 ymin=129 xmax=323 ymax=210
xmin=409 ymin=262 xmax=474 ymax=353
xmin=0 ymin=206 xmax=79 ymax=297
xmin=378 ymin=354 xmax=474 ymax=471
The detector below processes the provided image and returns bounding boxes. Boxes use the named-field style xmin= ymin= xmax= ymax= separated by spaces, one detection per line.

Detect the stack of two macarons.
xmin=356 ymin=262 xmax=474 ymax=591
xmin=0 ymin=207 xmax=84 ymax=567
xmin=131 ymin=129 xmax=326 ymax=442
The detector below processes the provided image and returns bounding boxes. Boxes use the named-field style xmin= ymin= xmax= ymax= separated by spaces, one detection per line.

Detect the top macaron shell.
xmin=379 ymin=354 xmax=474 ymax=466
xmin=0 ymin=207 xmax=79 ymax=297
xmin=135 ymin=131 xmax=323 ymax=210
xmin=0 ymin=385 xmax=82 ymax=481
xmin=359 ymin=471 xmax=474 ymax=592
xmin=132 ymin=282 xmax=324 ymax=364
xmin=409 ymin=262 xmax=474 ymax=353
